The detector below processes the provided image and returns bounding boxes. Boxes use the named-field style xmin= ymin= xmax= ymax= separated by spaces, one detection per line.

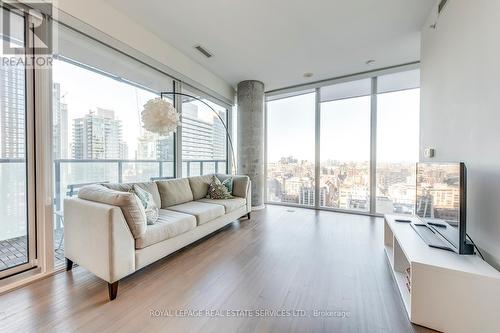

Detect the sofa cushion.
xmin=197 ymin=198 xmax=246 ymax=213
xmin=135 ymin=210 xmax=197 ymax=249
xmin=156 ymin=178 xmax=194 ymax=208
xmin=167 ymin=201 xmax=225 ymax=225
xmin=102 ymin=182 xmax=161 ymax=208
xmin=188 ymin=174 xmax=213 ymax=200
xmin=78 ymin=184 xmax=147 ymax=238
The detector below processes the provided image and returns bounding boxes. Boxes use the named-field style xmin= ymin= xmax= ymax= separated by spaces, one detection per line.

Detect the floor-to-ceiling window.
xmin=51 ymin=24 xmax=176 ymax=266
xmin=266 ymin=92 xmax=315 ymax=206
xmin=265 ymin=68 xmax=420 ymax=215
xmin=320 ymin=80 xmax=371 ymax=211
xmin=376 ymin=70 xmax=420 ymax=214
xmin=181 ymin=89 xmax=228 ymax=176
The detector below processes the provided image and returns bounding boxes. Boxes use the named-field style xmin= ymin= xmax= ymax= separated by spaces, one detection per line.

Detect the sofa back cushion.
xmin=156 ymin=178 xmax=194 ymax=208
xmin=188 ymin=174 xmax=213 ymax=200
xmin=102 ymin=182 xmax=161 ymax=208
xmin=78 ymin=184 xmax=147 ymax=238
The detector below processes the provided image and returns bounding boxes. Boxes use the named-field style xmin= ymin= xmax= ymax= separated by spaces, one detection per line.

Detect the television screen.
xmin=415 ymin=162 xmax=466 ymax=252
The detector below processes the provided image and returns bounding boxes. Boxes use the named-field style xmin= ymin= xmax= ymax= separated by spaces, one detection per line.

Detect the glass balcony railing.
xmin=53 ymin=159 xmax=175 ymax=215
xmin=53 ymin=159 xmax=227 ymax=213
xmin=0 ymin=158 xmax=226 ymax=267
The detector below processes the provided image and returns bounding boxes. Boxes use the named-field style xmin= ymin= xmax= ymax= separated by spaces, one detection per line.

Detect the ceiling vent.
xmin=438 ymin=0 xmax=449 ymax=14
xmin=194 ymin=45 xmax=213 ymax=58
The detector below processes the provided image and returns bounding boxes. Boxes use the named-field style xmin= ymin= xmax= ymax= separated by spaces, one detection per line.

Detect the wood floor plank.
xmin=0 ymin=206 xmax=435 ymax=333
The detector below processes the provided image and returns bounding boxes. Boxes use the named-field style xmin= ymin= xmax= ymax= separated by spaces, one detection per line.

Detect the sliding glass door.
xmin=0 ymin=7 xmax=36 ymax=277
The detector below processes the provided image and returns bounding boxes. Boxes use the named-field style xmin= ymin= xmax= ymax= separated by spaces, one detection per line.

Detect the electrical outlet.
xmin=424 ymin=148 xmax=435 ymax=158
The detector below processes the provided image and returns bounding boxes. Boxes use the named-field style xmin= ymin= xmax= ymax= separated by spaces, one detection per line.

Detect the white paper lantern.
xmin=141 ymin=98 xmax=181 ymax=135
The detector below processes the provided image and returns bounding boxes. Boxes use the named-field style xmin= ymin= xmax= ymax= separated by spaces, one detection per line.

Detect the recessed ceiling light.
xmin=303 ymin=72 xmax=314 ymax=78
xmin=365 ymin=59 xmax=376 ymax=65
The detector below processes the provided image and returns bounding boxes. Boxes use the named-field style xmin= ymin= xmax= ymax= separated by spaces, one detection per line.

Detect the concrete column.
xmin=237 ymin=80 xmax=265 ymax=209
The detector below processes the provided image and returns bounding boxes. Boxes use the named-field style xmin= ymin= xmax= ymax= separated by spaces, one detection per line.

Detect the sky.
xmin=267 ymin=89 xmax=420 ymax=163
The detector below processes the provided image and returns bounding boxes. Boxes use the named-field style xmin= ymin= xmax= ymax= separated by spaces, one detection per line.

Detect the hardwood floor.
xmin=0 ymin=206 xmax=435 ymax=333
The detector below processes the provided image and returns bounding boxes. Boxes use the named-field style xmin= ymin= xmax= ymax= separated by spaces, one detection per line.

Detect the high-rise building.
xmin=0 ymin=62 xmax=25 ymax=159
xmin=72 ymin=108 xmax=127 ymax=159
xmin=212 ymin=112 xmax=226 ymax=160
xmin=136 ymin=132 xmax=174 ymax=161
xmin=53 ymin=83 xmax=61 ymax=159
xmin=156 ymin=137 xmax=174 ymax=161
xmin=299 ymin=186 xmax=327 ymax=206
xmin=136 ymin=132 xmax=157 ymax=160
xmin=60 ymin=102 xmax=69 ymax=159
xmin=52 ymin=83 xmax=69 ymax=160
xmin=182 ymin=103 xmax=226 ymax=161
xmin=182 ymin=103 xmax=213 ymax=160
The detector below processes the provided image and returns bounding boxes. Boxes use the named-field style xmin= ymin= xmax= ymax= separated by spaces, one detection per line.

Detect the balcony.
xmin=0 ymin=158 xmax=226 ymax=269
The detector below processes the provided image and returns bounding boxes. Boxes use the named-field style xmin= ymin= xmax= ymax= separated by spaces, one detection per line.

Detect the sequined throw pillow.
xmin=207 ymin=176 xmax=233 ymax=199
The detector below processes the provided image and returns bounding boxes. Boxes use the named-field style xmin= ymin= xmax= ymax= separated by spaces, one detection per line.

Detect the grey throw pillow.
xmin=131 ymin=185 xmax=159 ymax=225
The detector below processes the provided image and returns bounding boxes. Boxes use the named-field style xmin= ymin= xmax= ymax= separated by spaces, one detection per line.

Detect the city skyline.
xmin=267 ymin=156 xmax=417 ymax=214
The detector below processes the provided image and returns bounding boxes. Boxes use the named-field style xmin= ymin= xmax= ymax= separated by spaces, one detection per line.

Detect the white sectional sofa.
xmin=64 ymin=174 xmax=251 ymax=300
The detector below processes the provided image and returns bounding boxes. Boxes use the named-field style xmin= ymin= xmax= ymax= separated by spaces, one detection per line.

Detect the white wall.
xmin=421 ymin=0 xmax=500 ymax=268
xmin=54 ymin=0 xmax=235 ymax=102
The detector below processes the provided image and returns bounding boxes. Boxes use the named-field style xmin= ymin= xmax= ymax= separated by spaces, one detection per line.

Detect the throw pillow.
xmin=216 ymin=175 xmax=233 ymax=194
xmin=207 ymin=176 xmax=233 ymax=199
xmin=131 ymin=185 xmax=159 ymax=225
xmin=221 ymin=177 xmax=233 ymax=194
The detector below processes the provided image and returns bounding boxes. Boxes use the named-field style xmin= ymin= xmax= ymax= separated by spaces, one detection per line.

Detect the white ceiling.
xmin=104 ymin=0 xmax=436 ymax=91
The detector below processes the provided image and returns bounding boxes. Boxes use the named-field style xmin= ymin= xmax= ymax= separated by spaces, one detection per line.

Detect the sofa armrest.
xmin=232 ymin=175 xmax=251 ymax=212
xmin=64 ymin=198 xmax=135 ymax=283
xmin=245 ymin=180 xmax=252 ymax=212
xmin=232 ymin=175 xmax=250 ymax=198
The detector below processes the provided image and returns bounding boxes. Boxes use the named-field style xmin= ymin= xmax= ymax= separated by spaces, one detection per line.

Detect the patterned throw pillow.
xmin=131 ymin=185 xmax=159 ymax=225
xmin=207 ymin=176 xmax=233 ymax=199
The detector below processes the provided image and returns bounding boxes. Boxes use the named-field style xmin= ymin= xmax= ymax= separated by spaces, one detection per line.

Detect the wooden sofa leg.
xmin=65 ymin=258 xmax=73 ymax=271
xmin=108 ymin=281 xmax=119 ymax=301
xmin=247 ymin=212 xmax=251 ymax=220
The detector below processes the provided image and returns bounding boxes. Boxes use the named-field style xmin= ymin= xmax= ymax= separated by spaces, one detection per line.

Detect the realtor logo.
xmin=1 ymin=0 xmax=54 ymax=68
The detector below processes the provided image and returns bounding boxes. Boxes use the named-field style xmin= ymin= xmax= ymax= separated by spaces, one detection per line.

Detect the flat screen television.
xmin=415 ymin=162 xmax=473 ymax=254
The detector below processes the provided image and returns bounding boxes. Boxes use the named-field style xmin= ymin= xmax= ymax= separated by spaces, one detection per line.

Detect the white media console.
xmin=384 ymin=214 xmax=500 ymax=333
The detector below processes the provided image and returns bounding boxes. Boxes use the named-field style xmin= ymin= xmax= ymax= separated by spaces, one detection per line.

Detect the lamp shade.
xmin=141 ymin=97 xmax=181 ymax=135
